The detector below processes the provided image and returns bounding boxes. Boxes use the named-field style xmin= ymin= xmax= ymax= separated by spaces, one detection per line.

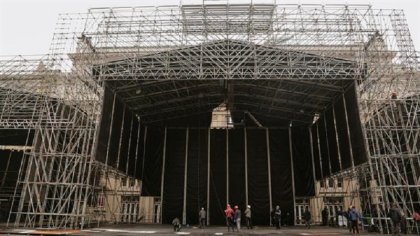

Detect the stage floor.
xmin=2 ymin=224 xmax=418 ymax=236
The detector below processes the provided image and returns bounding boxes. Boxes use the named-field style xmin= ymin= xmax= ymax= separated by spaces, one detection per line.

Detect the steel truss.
xmin=0 ymin=2 xmax=419 ymax=233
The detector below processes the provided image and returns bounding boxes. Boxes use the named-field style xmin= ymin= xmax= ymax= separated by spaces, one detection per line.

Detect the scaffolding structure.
xmin=0 ymin=2 xmax=419 ymax=233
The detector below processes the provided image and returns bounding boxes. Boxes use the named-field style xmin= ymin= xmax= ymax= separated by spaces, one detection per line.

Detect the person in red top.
xmin=225 ymin=204 xmax=235 ymax=232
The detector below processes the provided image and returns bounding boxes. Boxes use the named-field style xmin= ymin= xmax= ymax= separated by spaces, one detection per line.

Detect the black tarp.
xmin=247 ymin=129 xmax=270 ymax=225
xmin=186 ymin=129 xmax=208 ymax=225
xmin=228 ymin=129 xmax=245 ymax=216
xmin=292 ymin=126 xmax=315 ymax=197
xmin=209 ymin=129 xmax=227 ymax=225
xmin=162 ymin=129 xmax=186 ymax=224
xmin=141 ymin=127 xmax=164 ymax=196
xmin=269 ymin=129 xmax=293 ymax=225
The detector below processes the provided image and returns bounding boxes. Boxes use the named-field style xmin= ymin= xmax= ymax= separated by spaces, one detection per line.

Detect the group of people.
xmin=224 ymin=204 xmax=252 ymax=232
xmin=171 ymin=204 xmax=420 ymax=234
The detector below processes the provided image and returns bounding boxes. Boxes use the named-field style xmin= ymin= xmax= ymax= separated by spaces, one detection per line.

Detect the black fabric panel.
xmin=209 ymin=129 xmax=226 ymax=225
xmin=107 ymin=98 xmax=124 ymax=168
xmin=118 ymin=106 xmax=131 ymax=173
xmin=292 ymin=126 xmax=315 ymax=197
xmin=311 ymin=126 xmax=322 ymax=180
xmin=136 ymin=125 xmax=146 ymax=179
xmin=95 ymin=86 xmax=113 ymax=163
xmin=127 ymin=118 xmax=139 ymax=177
xmin=186 ymin=129 xmax=208 ymax=225
xmin=228 ymin=129 xmax=245 ymax=214
xmin=325 ymin=109 xmax=341 ymax=174
xmin=141 ymin=127 xmax=164 ymax=196
xmin=344 ymin=83 xmax=367 ymax=165
xmin=247 ymin=129 xmax=270 ymax=225
xmin=269 ymin=129 xmax=293 ymax=225
xmin=334 ymin=97 xmax=352 ymax=169
xmin=318 ymin=119 xmax=331 ymax=177
xmin=162 ymin=129 xmax=186 ymax=224
xmin=0 ymin=129 xmax=33 ymax=146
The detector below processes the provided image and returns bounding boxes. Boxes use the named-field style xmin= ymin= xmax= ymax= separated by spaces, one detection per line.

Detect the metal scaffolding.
xmin=0 ymin=2 xmax=419 ymax=233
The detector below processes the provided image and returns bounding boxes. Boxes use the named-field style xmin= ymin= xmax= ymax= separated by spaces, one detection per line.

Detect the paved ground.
xmin=2 ymin=224 xmax=417 ymax=235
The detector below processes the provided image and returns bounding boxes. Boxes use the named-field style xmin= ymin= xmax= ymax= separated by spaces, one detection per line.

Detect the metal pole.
xmin=266 ymin=128 xmax=273 ymax=226
xmin=332 ymin=106 xmax=343 ymax=170
xmin=323 ymin=112 xmax=333 ymax=174
xmin=160 ymin=127 xmax=167 ymax=224
xmin=125 ymin=117 xmax=134 ymax=175
xmin=116 ymin=104 xmax=126 ymax=169
xmin=244 ymin=128 xmax=249 ymax=206
xmin=308 ymin=127 xmax=319 ymax=223
xmin=182 ymin=128 xmax=189 ymax=225
xmin=289 ymin=125 xmax=296 ymax=225
xmin=316 ymin=123 xmax=324 ymax=179
xmin=207 ymin=128 xmax=211 ymax=225
xmin=226 ymin=129 xmax=229 ymax=205
xmin=342 ymin=94 xmax=355 ymax=169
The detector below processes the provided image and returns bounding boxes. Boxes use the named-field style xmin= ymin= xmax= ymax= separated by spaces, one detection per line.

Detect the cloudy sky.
xmin=1 ymin=0 xmax=419 ymax=55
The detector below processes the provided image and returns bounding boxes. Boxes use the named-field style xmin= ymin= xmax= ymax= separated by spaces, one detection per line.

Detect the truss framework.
xmin=0 ymin=3 xmax=419 ymax=233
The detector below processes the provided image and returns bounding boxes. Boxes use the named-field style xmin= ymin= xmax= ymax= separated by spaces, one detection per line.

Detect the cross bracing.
xmin=0 ymin=2 xmax=419 ymax=233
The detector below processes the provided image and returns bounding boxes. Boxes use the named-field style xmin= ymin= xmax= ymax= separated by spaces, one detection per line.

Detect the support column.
xmin=116 ymin=104 xmax=126 ymax=169
xmin=342 ymin=94 xmax=355 ymax=169
xmin=323 ymin=112 xmax=333 ymax=174
xmin=182 ymin=128 xmax=189 ymax=225
xmin=316 ymin=123 xmax=324 ymax=179
xmin=332 ymin=106 xmax=343 ymax=170
xmin=266 ymin=128 xmax=273 ymax=226
xmin=160 ymin=127 xmax=167 ymax=223
xmin=125 ymin=117 xmax=134 ymax=175
xmin=226 ymin=129 xmax=229 ymax=205
xmin=309 ymin=127 xmax=320 ymax=223
xmin=244 ymin=128 xmax=249 ymax=206
xmin=289 ymin=126 xmax=296 ymax=225
xmin=207 ymin=128 xmax=211 ymax=225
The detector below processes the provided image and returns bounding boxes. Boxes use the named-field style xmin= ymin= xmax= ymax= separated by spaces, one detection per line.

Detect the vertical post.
xmin=332 ymin=106 xmax=343 ymax=170
xmin=226 ymin=129 xmax=229 ymax=205
xmin=244 ymin=128 xmax=249 ymax=206
xmin=116 ymin=104 xmax=126 ymax=169
xmin=289 ymin=125 xmax=296 ymax=225
xmin=182 ymin=128 xmax=189 ymax=225
xmin=342 ymin=94 xmax=355 ymax=169
xmin=266 ymin=128 xmax=273 ymax=226
xmin=309 ymin=127 xmax=319 ymax=223
xmin=125 ymin=117 xmax=134 ymax=175
xmin=207 ymin=128 xmax=211 ymax=225
xmin=316 ymin=123 xmax=324 ymax=179
xmin=160 ymin=127 xmax=167 ymax=223
xmin=323 ymin=112 xmax=333 ymax=174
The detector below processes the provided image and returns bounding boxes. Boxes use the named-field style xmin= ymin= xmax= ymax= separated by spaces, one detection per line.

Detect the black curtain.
xmin=209 ymin=129 xmax=227 ymax=225
xmin=269 ymin=129 xmax=293 ymax=225
xmin=186 ymin=129 xmax=208 ymax=225
xmin=247 ymin=129 xmax=270 ymax=225
xmin=141 ymin=127 xmax=164 ymax=196
xmin=162 ymin=129 xmax=186 ymax=224
xmin=228 ymin=129 xmax=246 ymax=215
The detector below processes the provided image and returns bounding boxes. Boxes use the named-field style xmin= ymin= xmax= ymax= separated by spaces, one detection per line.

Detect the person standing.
xmin=349 ymin=206 xmax=361 ymax=234
xmin=413 ymin=209 xmax=420 ymax=235
xmin=172 ymin=217 xmax=181 ymax=232
xmin=388 ymin=203 xmax=402 ymax=236
xmin=234 ymin=205 xmax=241 ymax=232
xmin=322 ymin=206 xmax=329 ymax=226
xmin=275 ymin=205 xmax=282 ymax=229
xmin=225 ymin=204 xmax=235 ymax=232
xmin=303 ymin=207 xmax=312 ymax=229
xmin=244 ymin=205 xmax=252 ymax=229
xmin=199 ymin=207 xmax=206 ymax=229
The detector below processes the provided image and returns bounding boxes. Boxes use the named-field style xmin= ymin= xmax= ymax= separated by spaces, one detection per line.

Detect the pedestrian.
xmin=172 ymin=217 xmax=181 ymax=232
xmin=388 ymin=203 xmax=402 ymax=236
xmin=345 ymin=207 xmax=352 ymax=232
xmin=225 ymin=204 xmax=235 ymax=232
xmin=349 ymin=206 xmax=361 ymax=234
xmin=234 ymin=205 xmax=241 ymax=232
xmin=322 ymin=206 xmax=329 ymax=226
xmin=274 ymin=205 xmax=282 ymax=229
xmin=303 ymin=207 xmax=311 ymax=229
xmin=199 ymin=207 xmax=206 ymax=228
xmin=244 ymin=205 xmax=252 ymax=229
xmin=413 ymin=209 xmax=420 ymax=235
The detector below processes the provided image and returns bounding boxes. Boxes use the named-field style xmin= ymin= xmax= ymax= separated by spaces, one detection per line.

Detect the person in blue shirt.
xmin=349 ymin=206 xmax=361 ymax=234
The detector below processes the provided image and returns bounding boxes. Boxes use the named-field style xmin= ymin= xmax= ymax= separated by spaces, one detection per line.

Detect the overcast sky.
xmin=1 ymin=0 xmax=419 ymax=56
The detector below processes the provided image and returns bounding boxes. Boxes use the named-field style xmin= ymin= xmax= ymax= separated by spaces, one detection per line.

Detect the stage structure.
xmin=0 ymin=2 xmax=419 ymax=233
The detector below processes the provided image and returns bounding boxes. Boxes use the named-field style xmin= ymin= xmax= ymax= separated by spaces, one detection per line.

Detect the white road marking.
xmin=175 ymin=232 xmax=190 ymax=235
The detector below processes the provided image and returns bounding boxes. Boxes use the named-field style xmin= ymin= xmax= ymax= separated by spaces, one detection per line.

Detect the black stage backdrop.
xmin=186 ymin=129 xmax=208 ymax=225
